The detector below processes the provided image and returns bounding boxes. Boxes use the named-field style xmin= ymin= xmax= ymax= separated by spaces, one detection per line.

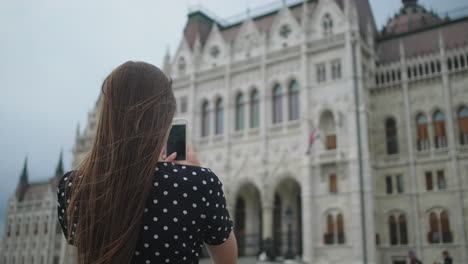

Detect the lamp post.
xmin=284 ymin=206 xmax=294 ymax=260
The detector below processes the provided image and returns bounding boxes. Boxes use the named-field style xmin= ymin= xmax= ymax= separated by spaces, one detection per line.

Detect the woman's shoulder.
xmin=59 ymin=170 xmax=77 ymax=183
xmin=155 ymin=162 xmax=222 ymax=186
xmin=57 ymin=171 xmax=78 ymax=192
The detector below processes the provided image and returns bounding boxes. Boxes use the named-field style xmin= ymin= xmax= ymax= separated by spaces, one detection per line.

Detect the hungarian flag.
xmin=306 ymin=130 xmax=320 ymax=155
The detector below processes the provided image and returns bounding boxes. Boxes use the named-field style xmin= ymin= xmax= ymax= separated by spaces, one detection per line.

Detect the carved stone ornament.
xmin=280 ymin=24 xmax=292 ymax=38
xmin=210 ymin=45 xmax=220 ymax=58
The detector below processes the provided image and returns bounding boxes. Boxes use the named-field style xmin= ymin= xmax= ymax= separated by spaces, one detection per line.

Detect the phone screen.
xmin=167 ymin=124 xmax=186 ymax=161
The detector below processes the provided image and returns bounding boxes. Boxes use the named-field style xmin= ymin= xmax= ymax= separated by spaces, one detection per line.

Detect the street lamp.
xmin=284 ymin=206 xmax=294 ymax=260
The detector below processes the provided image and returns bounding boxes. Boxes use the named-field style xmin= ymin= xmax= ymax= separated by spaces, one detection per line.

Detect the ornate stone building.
xmin=4 ymin=0 xmax=467 ymax=264
xmin=157 ymin=0 xmax=467 ymax=263
xmin=1 ymin=155 xmax=65 ymax=264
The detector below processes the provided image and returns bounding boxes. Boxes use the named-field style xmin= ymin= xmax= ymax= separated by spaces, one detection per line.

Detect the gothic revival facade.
xmin=1 ymin=156 xmax=65 ymax=264
xmin=3 ymin=0 xmax=467 ymax=264
xmin=156 ymin=0 xmax=468 ymax=263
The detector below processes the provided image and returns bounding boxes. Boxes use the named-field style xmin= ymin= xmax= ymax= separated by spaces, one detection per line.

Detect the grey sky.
xmin=0 ymin=0 xmax=465 ymax=236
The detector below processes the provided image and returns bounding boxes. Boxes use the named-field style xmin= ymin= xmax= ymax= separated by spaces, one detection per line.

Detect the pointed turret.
xmin=298 ymin=0 xmax=308 ymax=35
xmin=16 ymin=157 xmax=29 ymax=201
xmin=20 ymin=157 xmax=28 ymax=182
xmin=163 ymin=47 xmax=172 ymax=76
xmin=55 ymin=150 xmax=64 ymax=177
xmin=76 ymin=123 xmax=80 ymax=137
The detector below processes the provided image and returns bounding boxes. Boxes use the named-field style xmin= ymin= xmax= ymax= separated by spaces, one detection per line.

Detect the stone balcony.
xmin=316 ymin=149 xmax=344 ymax=165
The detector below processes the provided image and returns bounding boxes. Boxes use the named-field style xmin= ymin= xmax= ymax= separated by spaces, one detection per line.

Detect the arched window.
xmin=428 ymin=212 xmax=440 ymax=243
xmin=458 ymin=107 xmax=468 ymax=145
xmin=337 ymin=214 xmax=345 ymax=244
xmin=288 ymin=80 xmax=300 ymax=121
xmin=389 ymin=215 xmax=398 ymax=245
xmin=416 ymin=114 xmax=430 ymax=151
xmin=16 ymin=223 xmax=20 ymax=236
xmin=324 ymin=214 xmax=335 ymax=245
xmin=320 ymin=111 xmax=337 ymax=150
xmin=250 ymin=89 xmax=260 ymax=128
xmin=385 ymin=118 xmax=399 ymax=154
xmin=329 ymin=174 xmax=337 ymax=194
xmin=201 ymin=101 xmax=210 ymax=137
xmin=215 ymin=98 xmax=223 ymax=135
xmin=399 ymin=214 xmax=408 ymax=245
xmin=440 ymin=211 xmax=452 ymax=243
xmin=34 ymin=222 xmax=38 ymax=235
xmin=322 ymin=13 xmax=333 ymax=36
xmin=236 ymin=93 xmax=245 ymax=130
xmin=7 ymin=224 xmax=11 ymax=237
xmin=324 ymin=212 xmax=345 ymax=245
xmin=273 ymin=85 xmax=283 ymax=124
xmin=434 ymin=111 xmax=447 ymax=148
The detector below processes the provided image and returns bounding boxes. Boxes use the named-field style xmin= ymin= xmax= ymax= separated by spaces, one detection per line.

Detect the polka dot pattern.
xmin=56 ymin=162 xmax=233 ymax=264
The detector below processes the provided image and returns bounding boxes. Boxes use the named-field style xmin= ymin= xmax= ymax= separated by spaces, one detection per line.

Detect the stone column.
xmin=262 ymin=204 xmax=273 ymax=240
xmin=301 ymin=175 xmax=314 ymax=263
xmin=399 ymin=40 xmax=423 ymax=257
xmin=299 ymin=8 xmax=314 ymax=262
xmin=438 ymin=31 xmax=468 ymax=263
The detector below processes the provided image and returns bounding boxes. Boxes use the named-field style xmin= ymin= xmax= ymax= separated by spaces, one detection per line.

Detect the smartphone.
xmin=166 ymin=119 xmax=187 ymax=161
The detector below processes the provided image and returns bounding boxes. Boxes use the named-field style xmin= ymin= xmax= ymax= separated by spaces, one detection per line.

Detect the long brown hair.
xmin=66 ymin=61 xmax=176 ymax=264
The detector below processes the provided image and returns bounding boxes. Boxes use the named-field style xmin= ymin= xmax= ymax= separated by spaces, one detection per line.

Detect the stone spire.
xmin=16 ymin=157 xmax=29 ymax=201
xmin=301 ymin=0 xmax=309 ymax=32
xmin=76 ymin=123 xmax=80 ymax=137
xmin=163 ymin=47 xmax=172 ymax=76
xmin=20 ymin=157 xmax=28 ymax=182
xmin=55 ymin=150 xmax=64 ymax=177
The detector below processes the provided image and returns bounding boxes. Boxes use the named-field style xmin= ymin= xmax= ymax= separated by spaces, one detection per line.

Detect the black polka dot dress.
xmin=57 ymin=162 xmax=234 ymax=264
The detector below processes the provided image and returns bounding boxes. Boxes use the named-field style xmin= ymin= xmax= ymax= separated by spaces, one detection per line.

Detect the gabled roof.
xmin=182 ymin=0 xmax=376 ymax=48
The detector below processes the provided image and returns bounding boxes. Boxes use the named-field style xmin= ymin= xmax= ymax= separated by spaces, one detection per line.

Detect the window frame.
xmin=250 ymin=89 xmax=260 ymax=128
xmin=215 ymin=98 xmax=224 ymax=135
xmin=288 ymin=80 xmax=300 ymax=121
xmin=272 ymin=85 xmax=283 ymax=124
xmin=201 ymin=101 xmax=210 ymax=137
xmin=416 ymin=114 xmax=430 ymax=151
xmin=385 ymin=118 xmax=399 ymax=155
xmin=236 ymin=93 xmax=245 ymax=130
xmin=433 ymin=111 xmax=447 ymax=149
xmin=458 ymin=106 xmax=468 ymax=145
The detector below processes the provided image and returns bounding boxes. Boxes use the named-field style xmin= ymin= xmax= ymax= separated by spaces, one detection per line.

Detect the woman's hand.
xmin=164 ymin=144 xmax=201 ymax=167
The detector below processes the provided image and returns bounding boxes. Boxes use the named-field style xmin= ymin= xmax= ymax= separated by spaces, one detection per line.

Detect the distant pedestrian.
xmin=409 ymin=250 xmax=423 ymax=264
xmin=442 ymin=251 xmax=453 ymax=264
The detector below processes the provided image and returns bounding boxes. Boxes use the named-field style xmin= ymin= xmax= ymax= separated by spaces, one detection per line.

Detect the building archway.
xmin=272 ymin=177 xmax=302 ymax=258
xmin=234 ymin=182 xmax=262 ymax=256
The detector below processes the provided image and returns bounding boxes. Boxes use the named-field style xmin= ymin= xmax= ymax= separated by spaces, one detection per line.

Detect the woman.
xmin=57 ymin=61 xmax=237 ymax=264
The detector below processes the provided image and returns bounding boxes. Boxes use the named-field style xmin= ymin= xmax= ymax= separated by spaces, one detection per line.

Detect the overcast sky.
xmin=0 ymin=0 xmax=465 ymax=236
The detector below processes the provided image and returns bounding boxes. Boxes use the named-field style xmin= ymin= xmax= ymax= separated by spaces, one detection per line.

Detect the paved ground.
xmin=199 ymin=257 xmax=299 ymax=264
xmin=199 ymin=257 xmax=258 ymax=264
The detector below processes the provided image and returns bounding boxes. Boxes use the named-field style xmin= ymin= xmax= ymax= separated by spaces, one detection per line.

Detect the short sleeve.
xmin=56 ymin=171 xmax=75 ymax=244
xmin=201 ymin=170 xmax=234 ymax=245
